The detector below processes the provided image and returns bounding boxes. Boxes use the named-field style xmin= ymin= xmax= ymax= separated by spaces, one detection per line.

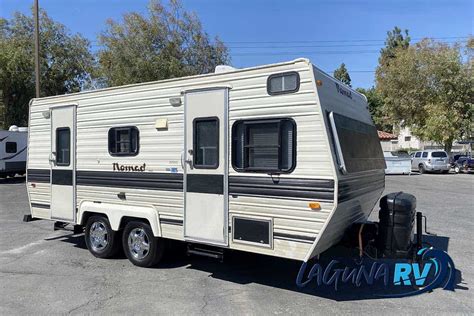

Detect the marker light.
xmin=309 ymin=202 xmax=321 ymax=210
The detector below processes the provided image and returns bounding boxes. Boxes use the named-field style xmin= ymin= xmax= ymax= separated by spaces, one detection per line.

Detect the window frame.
xmin=108 ymin=126 xmax=140 ymax=157
xmin=55 ymin=127 xmax=71 ymax=166
xmin=5 ymin=141 xmax=17 ymax=154
xmin=267 ymin=71 xmax=300 ymax=96
xmin=192 ymin=116 xmax=220 ymax=169
xmin=231 ymin=118 xmax=297 ymax=174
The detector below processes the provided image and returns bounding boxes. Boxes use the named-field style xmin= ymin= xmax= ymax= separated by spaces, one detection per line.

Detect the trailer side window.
xmin=232 ymin=118 xmax=296 ymax=173
xmin=108 ymin=126 xmax=139 ymax=156
xmin=267 ymin=72 xmax=300 ymax=95
xmin=193 ymin=117 xmax=219 ymax=169
xmin=328 ymin=112 xmax=385 ymax=173
xmin=5 ymin=142 xmax=17 ymax=153
xmin=56 ymin=128 xmax=70 ymax=166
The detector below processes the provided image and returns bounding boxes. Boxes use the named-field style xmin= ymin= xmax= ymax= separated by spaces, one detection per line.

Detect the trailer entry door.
xmin=184 ymin=88 xmax=228 ymax=246
xmin=50 ymin=105 xmax=76 ymax=222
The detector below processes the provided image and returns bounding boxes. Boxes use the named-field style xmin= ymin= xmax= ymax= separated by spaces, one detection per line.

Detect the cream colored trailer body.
xmin=27 ymin=59 xmax=385 ymax=262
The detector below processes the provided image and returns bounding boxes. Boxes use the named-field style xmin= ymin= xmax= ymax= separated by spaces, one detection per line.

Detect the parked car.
xmin=411 ymin=150 xmax=450 ymax=174
xmin=453 ymin=155 xmax=474 ymax=173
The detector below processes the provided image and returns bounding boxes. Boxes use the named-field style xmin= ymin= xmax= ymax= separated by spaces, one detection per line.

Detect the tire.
xmin=85 ymin=215 xmax=120 ymax=259
xmin=418 ymin=164 xmax=426 ymax=174
xmin=122 ymin=221 xmax=164 ymax=268
xmin=454 ymin=166 xmax=460 ymax=173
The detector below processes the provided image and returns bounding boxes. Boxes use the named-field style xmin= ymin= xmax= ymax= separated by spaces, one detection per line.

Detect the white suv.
xmin=411 ymin=150 xmax=450 ymax=174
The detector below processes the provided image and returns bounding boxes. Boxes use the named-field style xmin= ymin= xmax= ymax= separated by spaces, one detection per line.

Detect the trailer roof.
xmin=30 ymin=58 xmax=311 ymax=103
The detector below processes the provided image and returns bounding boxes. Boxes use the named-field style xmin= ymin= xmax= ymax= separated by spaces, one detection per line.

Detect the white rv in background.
xmin=0 ymin=125 xmax=28 ymax=178
xmin=26 ymin=58 xmax=385 ymax=267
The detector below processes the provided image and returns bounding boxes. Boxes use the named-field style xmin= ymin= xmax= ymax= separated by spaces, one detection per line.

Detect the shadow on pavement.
xmin=55 ymin=230 xmax=465 ymax=301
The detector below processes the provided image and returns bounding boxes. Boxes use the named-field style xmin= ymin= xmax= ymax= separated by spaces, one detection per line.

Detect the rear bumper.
xmin=426 ymin=164 xmax=450 ymax=171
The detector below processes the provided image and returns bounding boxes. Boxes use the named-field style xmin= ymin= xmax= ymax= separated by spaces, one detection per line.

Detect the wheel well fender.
xmin=78 ymin=201 xmax=161 ymax=237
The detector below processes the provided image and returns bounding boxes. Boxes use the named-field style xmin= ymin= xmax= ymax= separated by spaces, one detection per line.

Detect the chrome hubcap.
xmin=89 ymin=221 xmax=108 ymax=251
xmin=128 ymin=228 xmax=150 ymax=260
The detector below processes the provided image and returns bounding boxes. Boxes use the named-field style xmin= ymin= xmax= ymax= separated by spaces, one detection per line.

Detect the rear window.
xmin=391 ymin=151 xmax=410 ymax=158
xmin=329 ymin=112 xmax=385 ymax=173
xmin=431 ymin=151 xmax=447 ymax=158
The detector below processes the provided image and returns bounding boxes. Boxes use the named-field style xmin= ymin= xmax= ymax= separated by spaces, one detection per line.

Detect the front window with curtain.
xmin=232 ymin=118 xmax=296 ymax=173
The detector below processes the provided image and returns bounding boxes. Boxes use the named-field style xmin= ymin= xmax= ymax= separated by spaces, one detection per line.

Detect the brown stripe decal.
xmin=229 ymin=176 xmax=334 ymax=201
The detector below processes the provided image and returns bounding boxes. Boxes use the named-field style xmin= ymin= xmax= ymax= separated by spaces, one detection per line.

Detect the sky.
xmin=1 ymin=0 xmax=472 ymax=88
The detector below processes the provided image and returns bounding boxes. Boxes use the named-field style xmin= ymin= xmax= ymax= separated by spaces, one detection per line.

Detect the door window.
xmin=415 ymin=152 xmax=421 ymax=158
xmin=56 ymin=127 xmax=70 ymax=166
xmin=193 ymin=117 xmax=219 ymax=169
xmin=422 ymin=152 xmax=428 ymax=158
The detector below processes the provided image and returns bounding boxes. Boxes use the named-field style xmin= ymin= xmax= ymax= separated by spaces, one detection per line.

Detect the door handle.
xmin=49 ymin=152 xmax=57 ymax=164
xmin=185 ymin=158 xmax=193 ymax=169
xmin=181 ymin=151 xmax=193 ymax=169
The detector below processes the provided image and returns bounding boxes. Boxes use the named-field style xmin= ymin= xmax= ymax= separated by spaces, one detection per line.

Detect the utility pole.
xmin=34 ymin=0 xmax=40 ymax=98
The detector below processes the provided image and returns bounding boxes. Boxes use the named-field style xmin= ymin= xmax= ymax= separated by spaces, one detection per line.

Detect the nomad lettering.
xmin=113 ymin=163 xmax=146 ymax=172
xmin=335 ymin=83 xmax=352 ymax=99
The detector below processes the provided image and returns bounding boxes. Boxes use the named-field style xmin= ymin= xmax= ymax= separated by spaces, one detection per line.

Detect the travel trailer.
xmin=26 ymin=58 xmax=387 ymax=267
xmin=0 ymin=125 xmax=28 ymax=178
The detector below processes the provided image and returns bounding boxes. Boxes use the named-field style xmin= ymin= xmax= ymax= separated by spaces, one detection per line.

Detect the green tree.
xmin=379 ymin=26 xmax=411 ymax=64
xmin=333 ymin=63 xmax=351 ymax=86
xmin=376 ymin=39 xmax=473 ymax=152
xmin=0 ymin=90 xmax=5 ymax=128
xmin=356 ymin=87 xmax=391 ymax=132
xmin=0 ymin=10 xmax=94 ymax=128
xmin=98 ymin=0 xmax=230 ymax=86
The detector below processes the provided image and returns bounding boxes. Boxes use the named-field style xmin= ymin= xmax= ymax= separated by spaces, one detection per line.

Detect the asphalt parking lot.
xmin=0 ymin=173 xmax=473 ymax=314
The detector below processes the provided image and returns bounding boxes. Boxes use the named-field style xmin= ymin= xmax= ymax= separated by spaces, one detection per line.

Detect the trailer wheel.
xmin=122 ymin=221 xmax=164 ymax=268
xmin=85 ymin=216 xmax=120 ymax=258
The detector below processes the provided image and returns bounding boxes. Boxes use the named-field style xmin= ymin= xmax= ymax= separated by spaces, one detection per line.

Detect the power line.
xmin=6 ymin=68 xmax=378 ymax=74
xmin=226 ymin=40 xmax=466 ymax=49
xmin=232 ymin=50 xmax=380 ymax=56
xmin=87 ymin=36 xmax=469 ymax=45
xmin=221 ymin=36 xmax=469 ymax=44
